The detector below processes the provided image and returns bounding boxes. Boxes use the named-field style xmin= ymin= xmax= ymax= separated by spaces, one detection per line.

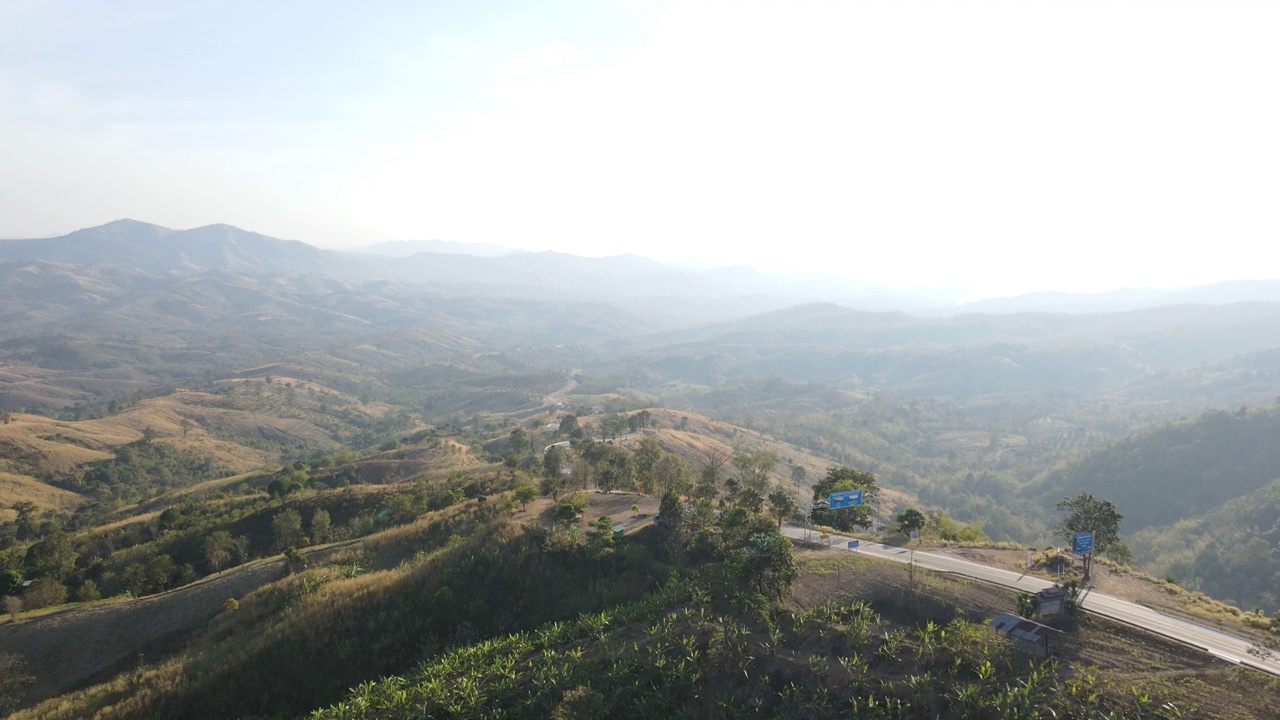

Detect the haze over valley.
xmin=4 ymin=2 xmax=1280 ymax=717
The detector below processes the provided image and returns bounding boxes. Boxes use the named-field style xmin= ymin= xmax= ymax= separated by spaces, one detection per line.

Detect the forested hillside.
xmin=1132 ymin=479 xmax=1280 ymax=612
xmin=1032 ymin=405 xmax=1280 ymax=532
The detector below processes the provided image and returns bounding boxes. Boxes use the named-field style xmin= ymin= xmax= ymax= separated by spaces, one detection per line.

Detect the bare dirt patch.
xmin=516 ymin=491 xmax=660 ymax=535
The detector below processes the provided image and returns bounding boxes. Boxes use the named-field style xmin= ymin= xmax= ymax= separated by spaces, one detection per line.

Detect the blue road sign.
xmin=847 ymin=540 xmax=859 ymax=550
xmin=828 ymin=489 xmax=863 ymax=508
xmin=1073 ymin=531 xmax=1095 ymax=555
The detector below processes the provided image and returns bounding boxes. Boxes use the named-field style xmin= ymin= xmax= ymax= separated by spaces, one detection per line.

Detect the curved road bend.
xmin=780 ymin=526 xmax=1280 ymax=678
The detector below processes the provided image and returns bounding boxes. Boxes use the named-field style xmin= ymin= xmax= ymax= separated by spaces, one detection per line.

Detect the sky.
xmin=2 ymin=0 xmax=1278 ymax=301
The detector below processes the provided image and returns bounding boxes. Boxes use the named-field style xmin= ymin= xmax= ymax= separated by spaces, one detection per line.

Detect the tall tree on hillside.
xmin=559 ymin=414 xmax=579 ymax=437
xmin=767 ymin=489 xmax=799 ymax=527
xmin=632 ymin=437 xmax=663 ymax=493
xmin=1055 ymin=492 xmax=1123 ymax=555
xmin=597 ymin=446 xmax=633 ymax=491
xmin=696 ymin=451 xmax=729 ymax=500
xmin=654 ymin=453 xmax=692 ymax=496
xmin=734 ymin=450 xmax=780 ymax=494
xmin=895 ymin=508 xmax=927 ymax=536
xmin=272 ymin=509 xmax=305 ymax=551
xmin=507 ymin=428 xmax=530 ymax=459
xmin=790 ymin=464 xmax=808 ymax=488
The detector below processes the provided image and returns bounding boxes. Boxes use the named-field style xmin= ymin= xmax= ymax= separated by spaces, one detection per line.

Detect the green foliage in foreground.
xmin=311 ymin=579 xmax=1197 ymax=720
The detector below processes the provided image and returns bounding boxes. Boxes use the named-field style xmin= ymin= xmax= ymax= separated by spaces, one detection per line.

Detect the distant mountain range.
xmin=0 ymin=219 xmax=346 ymax=277
xmin=3 ymin=220 xmax=1279 ymax=316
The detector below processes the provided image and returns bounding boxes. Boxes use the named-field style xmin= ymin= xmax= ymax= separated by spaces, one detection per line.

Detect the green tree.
xmin=507 ymin=428 xmax=530 ymax=458
xmin=1016 ymin=592 xmax=1039 ymax=618
xmin=514 ymin=482 xmax=538 ymax=510
xmin=272 ymin=509 xmax=305 ymax=551
xmin=558 ymin=414 xmax=579 ymax=436
xmin=23 ymin=528 xmax=77 ymax=579
xmin=895 ymin=508 xmax=927 ymax=535
xmin=23 ymin=576 xmax=67 ymax=609
xmin=632 ymin=437 xmax=663 ymax=493
xmin=733 ymin=450 xmax=780 ymax=494
xmin=654 ymin=453 xmax=692 ymax=495
xmin=12 ymin=501 xmax=37 ymax=540
xmin=659 ymin=491 xmax=684 ymax=525
xmin=596 ymin=446 xmax=633 ymax=492
xmin=811 ymin=466 xmax=879 ymax=531
xmin=310 ymin=509 xmax=332 ymax=544
xmin=790 ymin=464 xmax=807 ymax=488
xmin=767 ymin=489 xmax=798 ymax=528
xmin=1055 ymin=492 xmax=1123 ymax=554
xmin=77 ymin=579 xmax=101 ymax=602
xmin=695 ymin=451 xmax=728 ymax=500
xmin=0 ymin=570 xmax=23 ymax=597
xmin=588 ymin=515 xmax=615 ymax=552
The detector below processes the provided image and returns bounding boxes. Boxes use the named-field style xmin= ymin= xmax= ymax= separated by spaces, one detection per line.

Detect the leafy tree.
xmin=4 ymin=595 xmax=21 ymax=622
xmin=1055 ymin=492 xmax=1122 ymax=554
xmin=731 ymin=488 xmax=765 ymax=514
xmin=553 ymin=503 xmax=580 ymax=525
xmin=654 ymin=453 xmax=692 ymax=495
xmin=1016 ymin=592 xmax=1039 ymax=618
xmin=77 ymin=578 xmax=101 ymax=602
xmin=24 ymin=528 xmax=77 ymax=578
xmin=23 ymin=576 xmax=67 ymax=609
xmin=272 ymin=509 xmax=305 ymax=551
xmin=12 ymin=501 xmax=37 ymax=540
xmin=767 ymin=489 xmax=798 ymax=527
xmin=596 ymin=446 xmax=633 ymax=491
xmin=598 ymin=413 xmax=627 ymax=440
xmin=310 ymin=509 xmax=332 ymax=544
xmin=507 ymin=428 xmax=530 ymax=458
xmin=558 ymin=414 xmax=579 ymax=436
xmin=514 ymin=482 xmax=538 ymax=510
xmin=733 ymin=450 xmax=780 ymax=494
xmin=790 ymin=464 xmax=807 ymax=487
xmin=811 ymin=466 xmax=879 ymax=531
xmin=695 ymin=451 xmax=728 ymax=500
xmin=0 ymin=570 xmax=24 ymax=597
xmin=632 ymin=438 xmax=663 ymax=493
xmin=540 ymin=472 xmax=568 ymax=502
xmin=659 ymin=491 xmax=684 ymax=525
xmin=588 ymin=515 xmax=615 ymax=553
xmin=895 ymin=508 xmax=927 ymax=535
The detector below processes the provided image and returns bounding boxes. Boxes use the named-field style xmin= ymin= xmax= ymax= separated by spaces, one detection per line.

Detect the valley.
xmin=2 ymin=221 xmax=1280 ymax=718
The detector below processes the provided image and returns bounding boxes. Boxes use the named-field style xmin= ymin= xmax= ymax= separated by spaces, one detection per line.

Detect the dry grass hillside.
xmin=0 ymin=472 xmax=83 ymax=522
xmin=609 ymin=408 xmax=919 ymax=520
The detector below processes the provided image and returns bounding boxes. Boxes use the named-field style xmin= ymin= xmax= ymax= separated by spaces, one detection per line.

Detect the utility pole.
xmin=908 ymin=549 xmax=915 ymax=595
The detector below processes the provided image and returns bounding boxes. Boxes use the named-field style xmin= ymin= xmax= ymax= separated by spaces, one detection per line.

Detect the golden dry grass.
xmin=613 ymin=408 xmax=920 ymax=522
xmin=0 ymin=471 xmax=83 ymax=521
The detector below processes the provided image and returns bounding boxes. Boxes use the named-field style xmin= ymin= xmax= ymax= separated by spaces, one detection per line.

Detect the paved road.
xmin=782 ymin=526 xmax=1280 ymax=677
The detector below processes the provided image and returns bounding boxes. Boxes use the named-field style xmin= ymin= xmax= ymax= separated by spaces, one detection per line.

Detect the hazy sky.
xmin=2 ymin=1 xmax=1278 ymax=300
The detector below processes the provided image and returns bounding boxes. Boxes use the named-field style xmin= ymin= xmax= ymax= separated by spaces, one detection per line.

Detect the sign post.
xmin=1072 ymin=531 xmax=1096 ymax=580
xmin=847 ymin=539 xmax=859 ymax=551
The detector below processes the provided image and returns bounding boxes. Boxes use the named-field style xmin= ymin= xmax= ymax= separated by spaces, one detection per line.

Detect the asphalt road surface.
xmin=781 ymin=525 xmax=1280 ymax=677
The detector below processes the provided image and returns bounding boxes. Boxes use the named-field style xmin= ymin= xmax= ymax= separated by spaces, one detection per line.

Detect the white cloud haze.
xmin=2 ymin=0 xmax=1277 ymax=300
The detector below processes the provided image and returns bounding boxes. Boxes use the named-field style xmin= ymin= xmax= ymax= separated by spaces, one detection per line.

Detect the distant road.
xmin=544 ymin=377 xmax=578 ymax=406
xmin=781 ymin=526 xmax=1280 ymax=678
